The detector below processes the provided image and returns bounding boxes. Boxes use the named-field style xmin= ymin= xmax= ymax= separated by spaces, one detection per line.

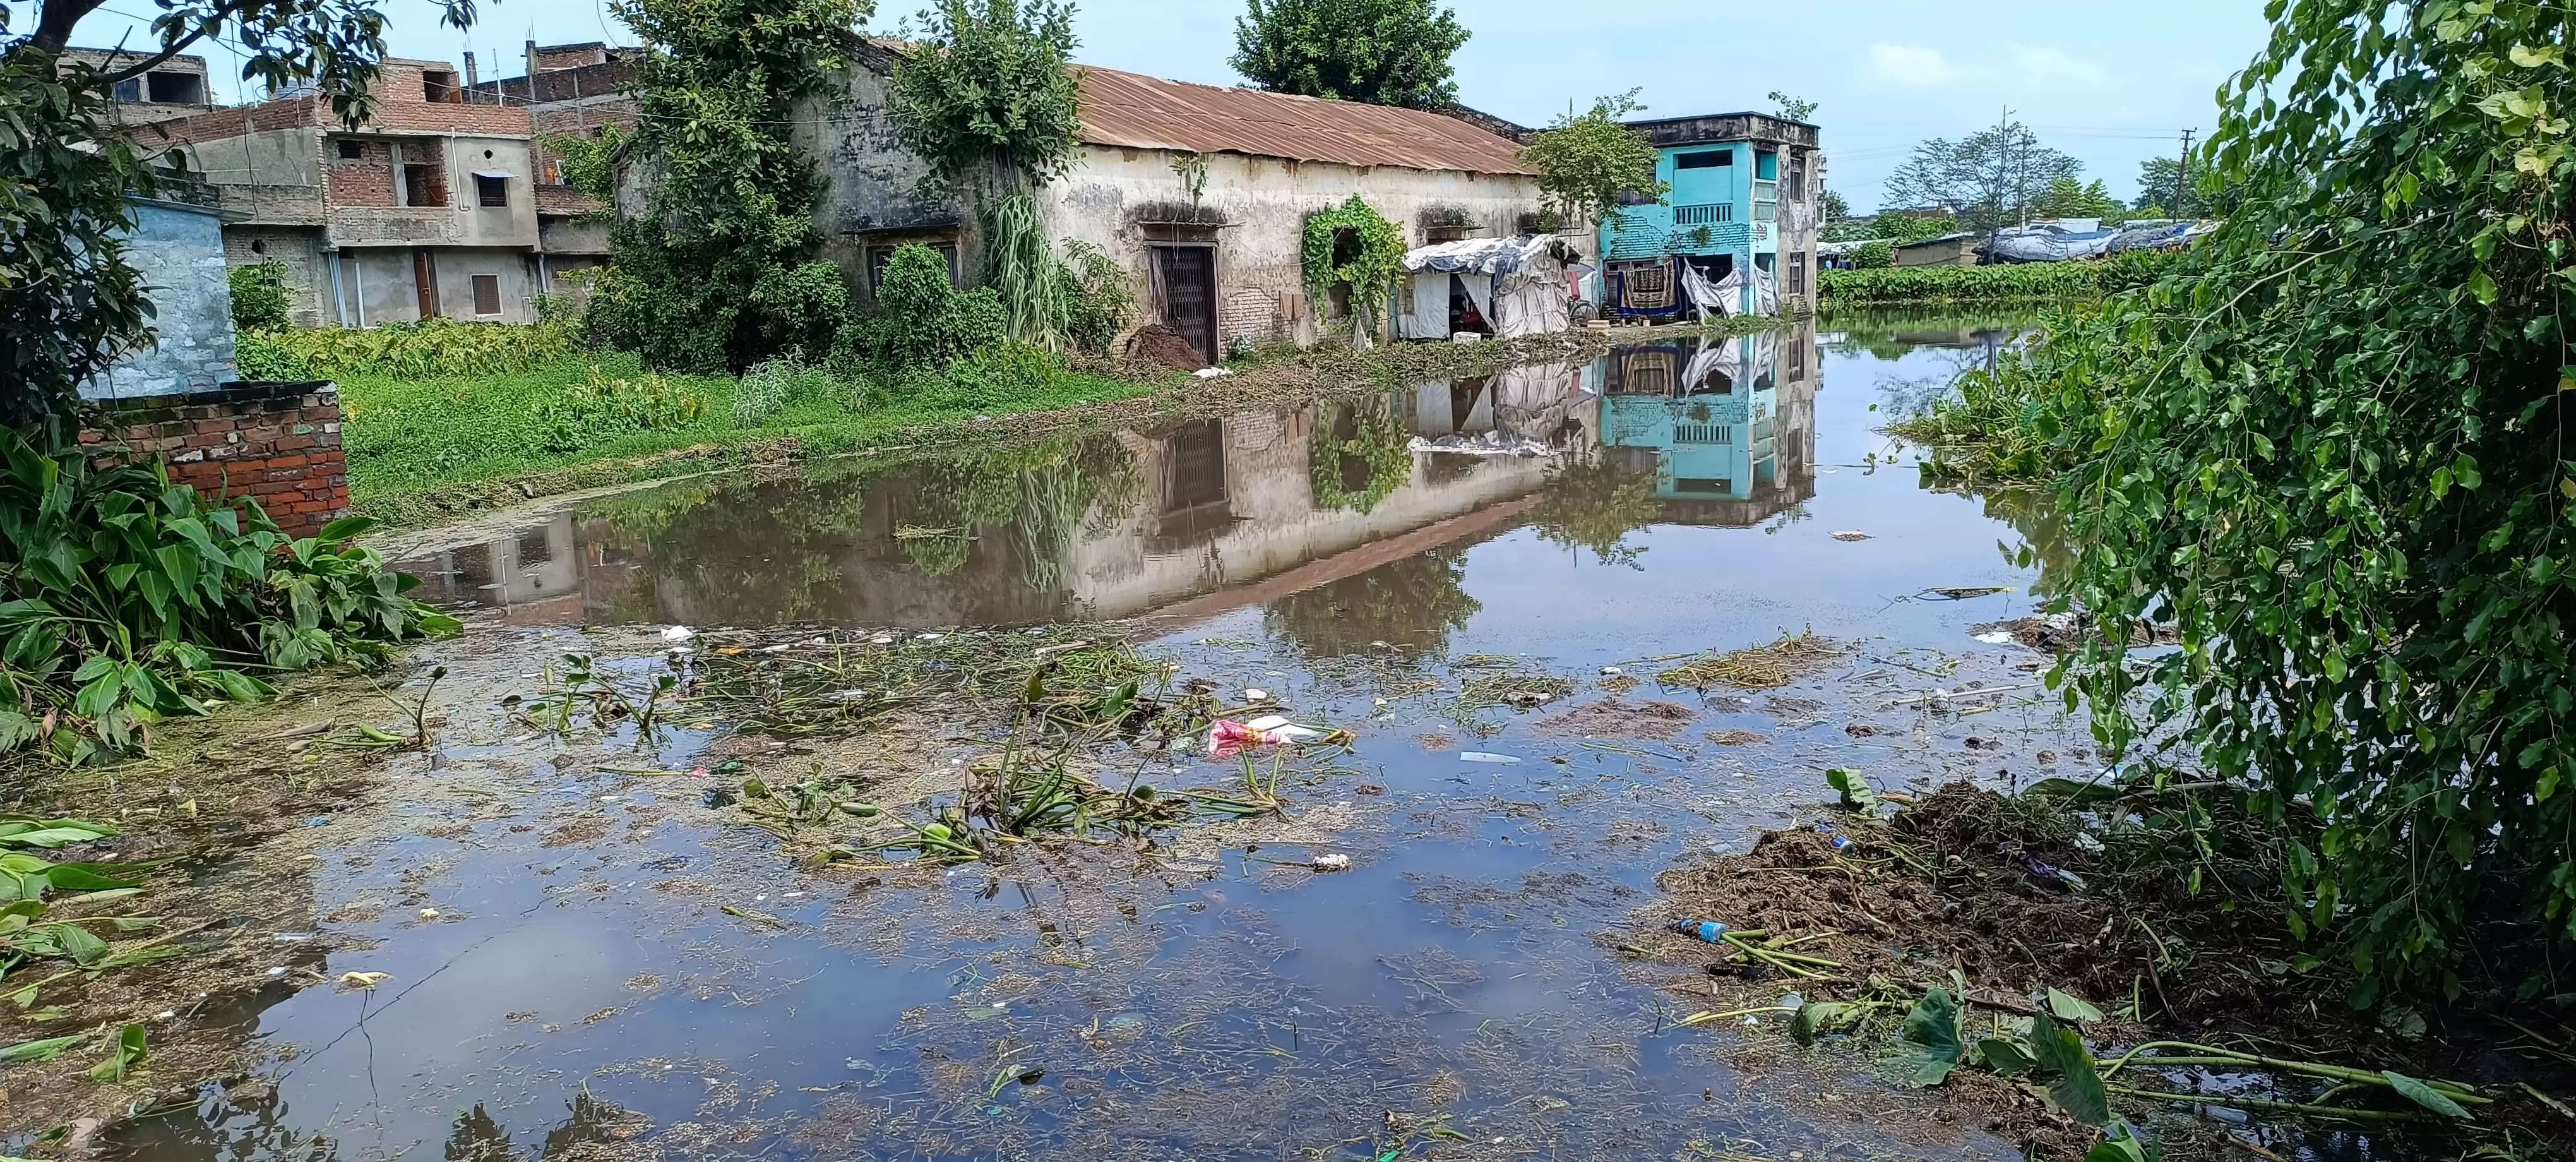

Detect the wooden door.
xmin=412 ymin=248 xmax=439 ymax=319
xmin=1155 ymin=246 xmax=1217 ymax=364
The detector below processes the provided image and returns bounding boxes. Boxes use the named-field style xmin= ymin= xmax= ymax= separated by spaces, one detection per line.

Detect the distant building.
xmin=60 ymin=46 xmax=214 ymax=124
xmin=141 ymin=58 xmax=559 ymax=326
xmin=472 ymin=41 xmax=646 ymax=296
xmin=1892 ymin=233 xmax=1980 ymax=268
xmin=1595 ymin=111 xmax=1823 ymax=321
xmin=769 ymin=44 xmax=1555 ymax=364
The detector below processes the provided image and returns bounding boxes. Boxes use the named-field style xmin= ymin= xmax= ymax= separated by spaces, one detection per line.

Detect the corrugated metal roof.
xmin=1075 ymin=68 xmax=1533 ymax=176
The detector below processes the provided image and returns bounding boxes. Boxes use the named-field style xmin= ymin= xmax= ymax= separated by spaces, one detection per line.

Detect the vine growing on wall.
xmin=585 ymin=0 xmax=870 ymax=371
xmin=1301 ymin=196 xmax=1404 ymax=321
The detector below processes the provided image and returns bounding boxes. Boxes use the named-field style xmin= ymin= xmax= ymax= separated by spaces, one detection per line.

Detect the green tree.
xmin=2031 ymin=0 xmax=2576 ymax=998
xmin=1520 ymin=90 xmax=1666 ymax=230
xmin=1229 ymin=0 xmax=1469 ymax=111
xmin=1818 ymin=188 xmax=1851 ymax=223
xmin=2132 ymin=153 xmax=2239 ymax=219
xmin=889 ymin=0 xmax=1082 ymax=188
xmin=585 ymin=0 xmax=868 ymax=371
xmin=1883 ymin=120 xmax=2083 ymax=232
xmin=2028 ymin=176 xmax=2124 ymax=222
xmin=228 ymin=261 xmax=292 ymax=332
xmin=1767 ymin=90 xmax=1817 ymax=121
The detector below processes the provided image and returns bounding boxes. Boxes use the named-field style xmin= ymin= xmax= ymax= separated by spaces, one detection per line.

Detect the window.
xmin=422 ymin=69 xmax=458 ymax=103
xmin=1613 ymin=189 xmax=1660 ymax=207
xmin=475 ymin=174 xmax=508 ymax=207
xmin=250 ymin=239 xmax=267 ymax=255
xmin=1673 ymin=203 xmax=1732 ymax=225
xmin=145 ymin=71 xmax=202 ymax=104
xmin=1787 ymin=152 xmax=1807 ymax=201
xmin=402 ymin=164 xmax=434 ymax=206
xmin=337 ymin=139 xmax=365 ymax=160
xmin=471 ymin=275 xmax=503 ymax=316
xmin=1788 ymin=252 xmax=1807 ymax=297
xmin=111 ymin=77 xmax=142 ymax=102
xmin=1675 ymin=150 xmax=1731 ymax=170
xmin=1754 ymin=150 xmax=1779 ymax=181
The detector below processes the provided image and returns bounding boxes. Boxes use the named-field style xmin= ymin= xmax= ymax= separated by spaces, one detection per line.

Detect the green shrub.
xmin=845 ymin=244 xmax=1007 ymax=371
xmin=234 ymin=318 xmax=578 ymax=380
xmin=0 ymin=431 xmax=456 ymax=764
xmin=893 ymin=341 xmax=1075 ymax=412
xmin=1847 ymin=240 xmax=1893 ymax=270
xmin=228 ymin=263 xmax=292 ymax=332
xmin=1819 ymin=251 xmax=2181 ymax=305
xmin=747 ymin=260 xmax=853 ymax=364
xmin=1057 ymin=240 xmax=1135 ymax=354
xmin=736 ymin=356 xmax=855 ymax=426
xmin=532 ymin=366 xmax=707 ymax=453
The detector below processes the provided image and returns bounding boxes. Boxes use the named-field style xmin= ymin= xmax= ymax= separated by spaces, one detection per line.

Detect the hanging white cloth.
xmin=1399 ymin=272 xmax=1449 ymax=340
xmin=1695 ymin=265 xmax=1742 ymax=319
xmin=1458 ymin=272 xmax=1496 ymax=332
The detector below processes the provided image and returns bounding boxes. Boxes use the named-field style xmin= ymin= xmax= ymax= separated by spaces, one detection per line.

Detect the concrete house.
xmin=61 ymin=45 xmax=214 ymax=125
xmin=474 ymin=41 xmax=647 ymax=299
xmin=1597 ymin=112 xmax=1823 ymax=320
xmin=789 ymin=44 xmax=1553 ymax=364
xmin=140 ymin=59 xmax=563 ymax=326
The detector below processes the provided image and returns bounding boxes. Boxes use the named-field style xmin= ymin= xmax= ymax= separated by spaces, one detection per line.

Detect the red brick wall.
xmin=330 ymin=160 xmax=397 ymax=207
xmin=80 ymin=382 xmax=352 ymax=537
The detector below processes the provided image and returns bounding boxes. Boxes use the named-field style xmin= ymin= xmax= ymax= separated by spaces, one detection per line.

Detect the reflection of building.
xmin=1595 ymin=324 xmax=1818 ymax=525
xmin=393 ymin=382 xmax=1599 ymax=629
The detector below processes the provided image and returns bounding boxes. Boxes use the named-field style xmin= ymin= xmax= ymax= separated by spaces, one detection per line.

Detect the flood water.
xmin=102 ymin=315 xmax=2091 ymax=1161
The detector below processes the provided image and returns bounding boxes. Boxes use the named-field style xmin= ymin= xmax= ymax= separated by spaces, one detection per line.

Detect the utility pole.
xmin=2173 ymin=128 xmax=2196 ymax=219
xmin=1989 ymin=105 xmax=2014 ymax=246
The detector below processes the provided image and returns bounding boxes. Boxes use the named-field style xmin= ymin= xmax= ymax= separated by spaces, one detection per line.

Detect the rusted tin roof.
xmin=1075 ymin=67 xmax=1534 ymax=176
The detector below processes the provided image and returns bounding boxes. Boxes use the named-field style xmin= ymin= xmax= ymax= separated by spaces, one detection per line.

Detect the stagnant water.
xmin=101 ymin=315 xmax=2107 ymax=1161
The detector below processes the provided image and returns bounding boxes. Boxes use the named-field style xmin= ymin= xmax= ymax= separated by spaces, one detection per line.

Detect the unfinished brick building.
xmin=140 ymin=55 xmax=619 ymax=327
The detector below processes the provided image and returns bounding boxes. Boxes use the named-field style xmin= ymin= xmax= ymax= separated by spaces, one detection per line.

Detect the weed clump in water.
xmin=1656 ymin=631 xmax=1848 ymax=692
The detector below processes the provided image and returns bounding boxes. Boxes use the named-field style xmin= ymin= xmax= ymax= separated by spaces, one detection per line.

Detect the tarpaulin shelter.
xmin=1397 ymin=235 xmax=1577 ymax=340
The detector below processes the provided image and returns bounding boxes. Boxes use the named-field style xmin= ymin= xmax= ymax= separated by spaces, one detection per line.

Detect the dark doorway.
xmin=1155 ymin=246 xmax=1217 ymax=365
xmin=412 ymin=249 xmax=439 ymax=319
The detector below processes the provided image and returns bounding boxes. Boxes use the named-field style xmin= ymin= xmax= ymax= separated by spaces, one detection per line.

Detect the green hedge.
xmin=1819 ymin=250 xmax=2182 ymax=305
xmin=236 ymin=318 xmax=580 ymax=381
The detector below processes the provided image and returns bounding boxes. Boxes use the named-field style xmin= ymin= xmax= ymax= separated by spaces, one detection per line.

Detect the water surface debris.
xmin=1657 ymin=632 xmax=1849 ymax=692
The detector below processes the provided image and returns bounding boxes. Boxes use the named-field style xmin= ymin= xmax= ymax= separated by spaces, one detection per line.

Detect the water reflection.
xmin=1592 ymin=329 xmax=1817 ymax=527
xmin=397 ymin=366 xmax=1604 ymax=632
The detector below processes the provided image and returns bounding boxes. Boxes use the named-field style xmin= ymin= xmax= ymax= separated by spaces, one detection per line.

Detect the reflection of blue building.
xmin=1594 ymin=330 xmax=1816 ymax=525
xmin=1597 ymin=113 xmax=1820 ymax=321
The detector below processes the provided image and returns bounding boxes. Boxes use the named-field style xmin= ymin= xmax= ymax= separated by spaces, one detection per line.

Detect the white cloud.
xmin=2005 ymin=42 xmax=2119 ymax=90
xmin=1867 ymin=43 xmax=1962 ymax=88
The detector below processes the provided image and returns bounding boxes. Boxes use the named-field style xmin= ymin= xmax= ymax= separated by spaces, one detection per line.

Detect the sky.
xmin=36 ymin=0 xmax=2277 ymax=213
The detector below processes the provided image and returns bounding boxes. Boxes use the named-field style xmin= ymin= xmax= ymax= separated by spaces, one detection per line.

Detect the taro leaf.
xmin=52 ymin=923 xmax=107 ymax=966
xmin=2027 ymin=1012 xmax=2110 ymax=1127
xmin=0 ymin=1033 xmax=86 ymax=1062
xmin=1791 ymin=1001 xmax=1851 ymax=1046
xmin=2084 ymin=1121 xmax=2157 ymax=1162
xmin=2046 ymin=986 xmax=2106 ymax=1023
xmin=1825 ymin=769 xmax=1878 ymax=811
xmin=2381 ymin=1071 xmax=2472 ymax=1119
xmin=88 ymin=1022 xmax=145 ymax=1083
xmin=44 ymin=865 xmax=141 ymax=894
xmin=1975 ymin=1036 xmax=2037 ymax=1075
xmin=1895 ymin=987 xmax=1964 ymax=1086
xmin=2024 ymin=777 xmax=2127 ymax=805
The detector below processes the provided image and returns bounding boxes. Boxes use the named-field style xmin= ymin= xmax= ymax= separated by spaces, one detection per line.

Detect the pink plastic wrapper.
xmin=1207 ymin=720 xmax=1269 ymax=759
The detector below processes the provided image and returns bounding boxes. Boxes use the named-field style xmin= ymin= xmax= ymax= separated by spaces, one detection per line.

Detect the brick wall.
xmin=79 ymin=381 xmax=352 ymax=537
xmin=223 ymin=226 xmax=328 ymax=326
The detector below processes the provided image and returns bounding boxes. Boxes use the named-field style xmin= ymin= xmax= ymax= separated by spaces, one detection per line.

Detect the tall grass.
xmin=979 ymin=192 xmax=1066 ymax=349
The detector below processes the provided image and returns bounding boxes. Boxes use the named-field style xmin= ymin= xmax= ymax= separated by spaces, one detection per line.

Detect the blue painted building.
xmin=80 ymin=195 xmax=241 ymax=401
xmin=1597 ymin=112 xmax=1821 ymax=321
xmin=1593 ymin=328 xmax=1818 ymax=525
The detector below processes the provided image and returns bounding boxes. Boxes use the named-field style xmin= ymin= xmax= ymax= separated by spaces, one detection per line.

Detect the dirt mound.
xmin=1123 ymin=323 xmax=1207 ymax=372
xmin=1537 ymin=698 xmax=1696 ymax=740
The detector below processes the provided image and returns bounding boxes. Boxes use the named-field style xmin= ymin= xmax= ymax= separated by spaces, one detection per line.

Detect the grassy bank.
xmin=333 ymin=318 xmax=1787 ymax=531
xmin=1819 ymin=249 xmax=2178 ymax=307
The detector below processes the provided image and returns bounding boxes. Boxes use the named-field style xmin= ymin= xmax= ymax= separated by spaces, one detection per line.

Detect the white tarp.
xmin=1399 ymin=273 xmax=1451 ymax=340
xmin=1398 ymin=234 xmax=1575 ymax=339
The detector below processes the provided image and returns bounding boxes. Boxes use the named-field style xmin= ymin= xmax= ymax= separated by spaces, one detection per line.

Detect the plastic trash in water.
xmin=1459 ymin=752 xmax=1521 ymax=764
xmin=1830 ymin=530 xmax=1873 ymax=542
xmin=1669 ymin=919 xmax=1731 ymax=943
xmin=1310 ymin=853 xmax=1351 ymax=871
xmin=1207 ymin=717 xmax=1327 ymax=758
xmin=661 ymin=625 xmax=695 ymax=642
xmin=2026 ymin=858 xmax=2087 ymax=891
xmin=1193 ymin=366 xmax=1233 ymax=379
xmin=1810 ymin=822 xmax=1853 ymax=851
xmin=1974 ymin=631 xmax=2018 ymax=645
